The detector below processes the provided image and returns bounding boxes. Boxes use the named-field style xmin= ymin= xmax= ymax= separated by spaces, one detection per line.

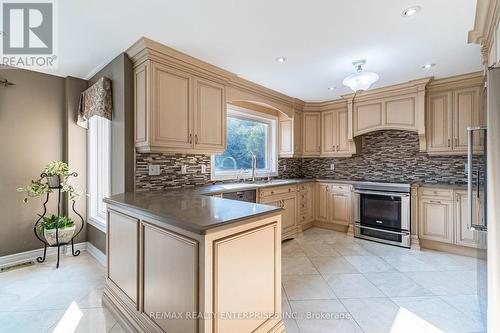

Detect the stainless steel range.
xmin=353 ymin=181 xmax=411 ymax=248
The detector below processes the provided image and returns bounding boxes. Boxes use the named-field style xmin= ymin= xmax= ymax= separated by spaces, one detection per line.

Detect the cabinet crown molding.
xmin=468 ymin=0 xmax=500 ymax=64
xmin=427 ymin=71 xmax=486 ymax=92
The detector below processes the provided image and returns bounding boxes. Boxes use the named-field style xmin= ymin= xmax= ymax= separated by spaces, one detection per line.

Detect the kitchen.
xmin=0 ymin=1 xmax=498 ymax=333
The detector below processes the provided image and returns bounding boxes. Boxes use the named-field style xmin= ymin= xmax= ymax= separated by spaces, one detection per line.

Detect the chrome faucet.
xmin=250 ymin=152 xmax=257 ymax=182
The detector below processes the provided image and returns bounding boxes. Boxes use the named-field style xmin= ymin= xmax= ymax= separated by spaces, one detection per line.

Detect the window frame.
xmin=211 ymin=105 xmax=278 ymax=181
xmin=87 ymin=116 xmax=111 ymax=233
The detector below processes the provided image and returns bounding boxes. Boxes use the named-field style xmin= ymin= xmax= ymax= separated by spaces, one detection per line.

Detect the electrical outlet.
xmin=181 ymin=165 xmax=188 ymax=174
xmin=283 ymin=165 xmax=287 ymax=171
xmin=201 ymin=165 xmax=207 ymax=174
xmin=330 ymin=163 xmax=335 ymax=171
xmin=148 ymin=164 xmax=160 ymax=176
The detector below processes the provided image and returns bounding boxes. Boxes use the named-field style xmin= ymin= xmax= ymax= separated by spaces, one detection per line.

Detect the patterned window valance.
xmin=77 ymin=77 xmax=113 ymax=128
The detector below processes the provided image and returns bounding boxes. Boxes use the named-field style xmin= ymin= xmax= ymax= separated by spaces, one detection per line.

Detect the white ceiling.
xmin=52 ymin=0 xmax=482 ymax=101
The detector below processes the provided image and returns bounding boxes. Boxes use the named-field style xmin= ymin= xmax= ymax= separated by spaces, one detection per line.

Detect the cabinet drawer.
xmin=420 ymin=188 xmax=453 ymax=199
xmin=260 ymin=185 xmax=296 ymax=198
xmin=299 ymin=201 xmax=308 ymax=212
xmin=331 ymin=184 xmax=350 ymax=193
xmin=298 ymin=182 xmax=313 ymax=192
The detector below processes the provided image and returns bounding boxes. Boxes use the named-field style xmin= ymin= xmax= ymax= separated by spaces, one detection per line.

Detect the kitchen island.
xmin=103 ymin=191 xmax=285 ymax=333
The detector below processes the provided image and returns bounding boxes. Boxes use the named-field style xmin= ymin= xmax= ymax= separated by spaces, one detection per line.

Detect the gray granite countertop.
xmin=197 ymin=178 xmax=314 ymax=195
xmin=104 ymin=191 xmax=282 ymax=235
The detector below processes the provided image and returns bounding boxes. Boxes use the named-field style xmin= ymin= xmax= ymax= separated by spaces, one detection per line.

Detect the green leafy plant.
xmin=40 ymin=214 xmax=75 ymax=230
xmin=43 ymin=161 xmax=70 ymax=177
xmin=17 ymin=161 xmax=80 ymax=203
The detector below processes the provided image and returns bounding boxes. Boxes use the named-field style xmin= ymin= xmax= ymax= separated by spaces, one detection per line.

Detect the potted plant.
xmin=39 ymin=214 xmax=76 ymax=245
xmin=17 ymin=161 xmax=79 ymax=203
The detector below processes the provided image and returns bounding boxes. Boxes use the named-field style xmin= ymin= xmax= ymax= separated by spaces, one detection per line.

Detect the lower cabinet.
xmin=259 ymin=185 xmax=298 ymax=240
xmin=418 ymin=187 xmax=480 ymax=248
xmin=298 ymin=182 xmax=315 ymax=228
xmin=316 ymin=182 xmax=352 ymax=227
xmin=419 ymin=198 xmax=454 ymax=244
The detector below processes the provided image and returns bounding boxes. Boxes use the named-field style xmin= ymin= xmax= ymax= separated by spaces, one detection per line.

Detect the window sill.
xmin=88 ymin=216 xmax=106 ymax=233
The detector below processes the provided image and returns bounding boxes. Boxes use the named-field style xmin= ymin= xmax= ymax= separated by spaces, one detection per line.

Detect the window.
xmin=87 ymin=116 xmax=111 ymax=232
xmin=212 ymin=106 xmax=277 ymax=180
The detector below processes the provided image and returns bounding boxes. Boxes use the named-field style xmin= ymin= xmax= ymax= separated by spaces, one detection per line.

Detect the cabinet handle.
xmin=336 ymin=145 xmax=339 ymax=151
xmin=447 ymin=139 xmax=451 ymax=147
xmin=429 ymin=200 xmax=442 ymax=204
xmin=195 ymin=134 xmax=198 ymax=144
xmin=455 ymin=138 xmax=458 ymax=146
xmin=332 ymin=146 xmax=335 ymax=151
xmin=189 ymin=134 xmax=193 ymax=144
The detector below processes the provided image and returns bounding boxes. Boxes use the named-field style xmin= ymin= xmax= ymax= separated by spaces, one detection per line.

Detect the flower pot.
xmin=43 ymin=225 xmax=76 ymax=245
xmin=47 ymin=175 xmax=61 ymax=188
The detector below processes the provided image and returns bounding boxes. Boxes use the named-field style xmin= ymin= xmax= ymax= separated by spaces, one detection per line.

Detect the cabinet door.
xmin=426 ymin=92 xmax=453 ymax=153
xmin=453 ymin=86 xmax=482 ymax=152
xmin=193 ymin=78 xmax=226 ymax=151
xmin=419 ymin=199 xmax=454 ymax=243
xmin=306 ymin=184 xmax=315 ymax=222
xmin=152 ymin=63 xmax=193 ymax=149
xmin=282 ymin=196 xmax=297 ymax=233
xmin=316 ymin=183 xmax=330 ymax=222
xmin=336 ymin=109 xmax=350 ymax=154
xmin=455 ymin=191 xmax=479 ymax=248
xmin=321 ymin=111 xmax=336 ymax=154
xmin=279 ymin=118 xmax=293 ymax=155
xmin=330 ymin=192 xmax=350 ymax=225
xmin=294 ymin=112 xmax=303 ymax=153
xmin=303 ymin=112 xmax=321 ymax=155
xmin=108 ymin=210 xmax=138 ymax=304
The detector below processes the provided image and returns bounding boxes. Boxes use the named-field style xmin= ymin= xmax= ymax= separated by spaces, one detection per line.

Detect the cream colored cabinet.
xmin=316 ymin=183 xmax=351 ymax=226
xmin=134 ymin=60 xmax=226 ymax=154
xmin=298 ymin=182 xmax=315 ymax=228
xmin=419 ymin=198 xmax=454 ymax=244
xmin=302 ymin=112 xmax=321 ymax=156
xmin=316 ymin=183 xmax=330 ymax=222
xmin=279 ymin=118 xmax=293 ymax=156
xmin=455 ymin=190 xmax=480 ymax=248
xmin=294 ymin=112 xmax=303 ymax=154
xmin=259 ymin=185 xmax=298 ymax=240
xmin=321 ymin=109 xmax=350 ymax=156
xmin=329 ymin=191 xmax=350 ymax=226
xmin=193 ymin=77 xmax=226 ymax=151
xmin=426 ymin=85 xmax=483 ymax=154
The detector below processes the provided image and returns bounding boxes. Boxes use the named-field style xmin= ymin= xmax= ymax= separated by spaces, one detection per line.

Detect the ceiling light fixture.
xmin=276 ymin=57 xmax=287 ymax=63
xmin=342 ymin=60 xmax=379 ymax=92
xmin=422 ymin=63 xmax=436 ymax=69
xmin=402 ymin=5 xmax=421 ymax=17
xmin=328 ymin=86 xmax=336 ymax=91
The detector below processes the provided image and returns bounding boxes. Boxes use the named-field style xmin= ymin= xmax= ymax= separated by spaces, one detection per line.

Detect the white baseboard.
xmin=0 ymin=242 xmax=87 ymax=269
xmin=0 ymin=241 xmax=106 ymax=269
xmin=86 ymin=241 xmax=106 ymax=266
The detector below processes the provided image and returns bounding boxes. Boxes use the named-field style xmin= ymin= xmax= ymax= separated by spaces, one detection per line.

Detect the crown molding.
xmin=468 ymin=0 xmax=500 ymax=65
xmin=427 ymin=71 xmax=485 ymax=92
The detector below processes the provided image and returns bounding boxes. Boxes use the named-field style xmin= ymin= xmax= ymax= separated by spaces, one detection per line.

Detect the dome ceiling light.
xmin=342 ymin=60 xmax=379 ymax=92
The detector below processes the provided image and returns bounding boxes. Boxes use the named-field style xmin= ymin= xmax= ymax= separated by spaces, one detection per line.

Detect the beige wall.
xmin=87 ymin=53 xmax=134 ymax=254
xmin=0 ymin=68 xmax=87 ymax=256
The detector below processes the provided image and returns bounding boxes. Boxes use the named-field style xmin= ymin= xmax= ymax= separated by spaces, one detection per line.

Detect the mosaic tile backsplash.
xmin=301 ymin=130 xmax=469 ymax=184
xmin=135 ymin=130 xmax=471 ymax=191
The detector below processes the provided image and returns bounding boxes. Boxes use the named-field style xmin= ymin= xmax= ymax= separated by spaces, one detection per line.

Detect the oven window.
xmin=360 ymin=194 xmax=403 ymax=230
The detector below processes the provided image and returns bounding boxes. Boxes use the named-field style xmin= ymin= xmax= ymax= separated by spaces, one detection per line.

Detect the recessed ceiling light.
xmin=328 ymin=87 xmax=336 ymax=91
xmin=422 ymin=63 xmax=436 ymax=69
xmin=402 ymin=6 xmax=421 ymax=17
xmin=276 ymin=57 xmax=287 ymax=63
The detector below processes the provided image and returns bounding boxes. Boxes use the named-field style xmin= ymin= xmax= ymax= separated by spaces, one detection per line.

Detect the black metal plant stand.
xmin=33 ymin=172 xmax=85 ymax=268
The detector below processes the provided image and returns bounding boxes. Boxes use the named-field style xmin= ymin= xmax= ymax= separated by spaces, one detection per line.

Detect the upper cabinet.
xmin=302 ymin=112 xmax=321 ymax=156
xmin=321 ymin=108 xmax=350 ymax=157
xmin=134 ymin=60 xmax=226 ymax=154
xmin=426 ymin=74 xmax=485 ymax=155
xmin=128 ymin=38 xmax=233 ymax=155
xmin=279 ymin=110 xmax=303 ymax=158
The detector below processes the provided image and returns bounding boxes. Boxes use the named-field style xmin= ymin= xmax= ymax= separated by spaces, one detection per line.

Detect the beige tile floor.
xmin=282 ymin=228 xmax=486 ymax=333
xmin=0 ymin=252 xmax=123 ymax=333
xmin=0 ymin=228 xmax=486 ymax=333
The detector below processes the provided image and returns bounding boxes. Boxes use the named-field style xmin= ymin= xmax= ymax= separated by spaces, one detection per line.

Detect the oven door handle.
xmin=353 ymin=189 xmax=409 ymax=197
xmin=355 ymin=223 xmax=410 ymax=236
